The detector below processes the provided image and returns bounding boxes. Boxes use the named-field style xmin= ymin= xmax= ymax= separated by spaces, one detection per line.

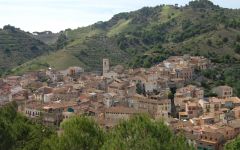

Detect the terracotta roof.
xmin=225 ymin=97 xmax=240 ymax=103
xmin=25 ymin=102 xmax=43 ymax=109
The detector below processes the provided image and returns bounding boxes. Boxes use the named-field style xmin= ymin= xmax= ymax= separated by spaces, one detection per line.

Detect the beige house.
xmin=24 ymin=102 xmax=42 ymax=119
xmin=199 ymin=98 xmax=222 ymax=114
xmin=196 ymin=127 xmax=225 ymax=150
xmin=175 ymin=85 xmax=204 ymax=99
xmin=136 ymin=98 xmax=171 ymax=119
xmin=175 ymin=85 xmax=204 ymax=111
xmin=213 ymin=86 xmax=233 ymax=98
xmin=185 ymin=101 xmax=201 ymax=119
xmin=189 ymin=56 xmax=211 ymax=70
xmin=232 ymin=107 xmax=240 ymax=119
xmin=67 ymin=66 xmax=84 ymax=76
xmin=42 ymin=101 xmax=77 ymax=126
xmin=209 ymin=97 xmax=222 ymax=113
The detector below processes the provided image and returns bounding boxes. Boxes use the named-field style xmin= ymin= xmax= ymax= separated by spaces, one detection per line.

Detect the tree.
xmin=234 ymin=44 xmax=240 ymax=54
xmin=0 ymin=102 xmax=53 ymax=150
xmin=225 ymin=136 xmax=240 ymax=150
xmin=136 ymin=82 xmax=143 ymax=94
xmin=56 ymin=33 xmax=67 ymax=50
xmin=168 ymin=87 xmax=176 ymax=100
xmin=40 ymin=116 xmax=105 ymax=150
xmin=168 ymin=87 xmax=177 ymax=117
xmin=223 ymin=37 xmax=229 ymax=43
xmin=4 ymin=48 xmax=11 ymax=57
xmin=207 ymin=39 xmax=212 ymax=46
xmin=143 ymin=58 xmax=152 ymax=68
xmin=182 ymin=19 xmax=192 ymax=30
xmin=236 ymin=35 xmax=240 ymax=42
xmin=0 ymin=119 xmax=14 ymax=150
xmin=102 ymin=115 xmax=193 ymax=150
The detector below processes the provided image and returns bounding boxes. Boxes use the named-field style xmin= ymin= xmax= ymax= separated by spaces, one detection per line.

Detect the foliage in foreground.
xmin=40 ymin=116 xmax=105 ymax=150
xmin=101 ymin=115 xmax=191 ymax=150
xmin=41 ymin=115 xmax=193 ymax=150
xmin=0 ymin=103 xmax=193 ymax=150
xmin=225 ymin=136 xmax=240 ymax=150
xmin=0 ymin=102 xmax=53 ymax=150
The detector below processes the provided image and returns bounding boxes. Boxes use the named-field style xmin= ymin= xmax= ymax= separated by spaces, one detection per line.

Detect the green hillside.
xmin=0 ymin=25 xmax=53 ymax=75
xmin=13 ymin=0 xmax=240 ymax=74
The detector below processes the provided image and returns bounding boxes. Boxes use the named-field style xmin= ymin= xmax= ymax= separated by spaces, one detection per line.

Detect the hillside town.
xmin=0 ymin=55 xmax=239 ymax=150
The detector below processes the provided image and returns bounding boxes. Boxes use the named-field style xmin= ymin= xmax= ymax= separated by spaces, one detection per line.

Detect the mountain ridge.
xmin=3 ymin=0 xmax=240 ymax=75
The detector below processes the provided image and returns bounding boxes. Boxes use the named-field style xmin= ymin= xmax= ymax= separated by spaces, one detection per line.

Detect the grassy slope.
xmin=107 ymin=19 xmax=132 ymax=37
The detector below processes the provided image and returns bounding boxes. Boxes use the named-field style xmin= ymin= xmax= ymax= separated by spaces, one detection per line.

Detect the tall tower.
xmin=103 ymin=58 xmax=110 ymax=74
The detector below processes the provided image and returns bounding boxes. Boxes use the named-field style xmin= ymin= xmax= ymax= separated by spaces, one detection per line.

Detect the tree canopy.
xmin=225 ymin=136 xmax=240 ymax=150
xmin=40 ymin=116 xmax=105 ymax=150
xmin=0 ymin=103 xmax=193 ymax=150
xmin=41 ymin=115 xmax=193 ymax=150
xmin=0 ymin=102 xmax=53 ymax=150
xmin=102 ymin=115 xmax=193 ymax=150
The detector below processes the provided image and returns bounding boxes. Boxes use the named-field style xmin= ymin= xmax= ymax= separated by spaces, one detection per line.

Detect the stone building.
xmin=213 ymin=86 xmax=233 ymax=98
xmin=104 ymin=106 xmax=146 ymax=122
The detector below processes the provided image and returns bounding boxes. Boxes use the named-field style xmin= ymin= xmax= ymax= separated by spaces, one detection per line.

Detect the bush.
xmin=234 ymin=44 xmax=240 ymax=54
xmin=236 ymin=35 xmax=240 ymax=42
xmin=207 ymin=39 xmax=212 ymax=46
xmin=222 ymin=37 xmax=229 ymax=43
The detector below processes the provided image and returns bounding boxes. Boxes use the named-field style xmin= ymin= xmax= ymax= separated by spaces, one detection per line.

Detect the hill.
xmin=13 ymin=0 xmax=240 ymax=74
xmin=0 ymin=25 xmax=53 ymax=76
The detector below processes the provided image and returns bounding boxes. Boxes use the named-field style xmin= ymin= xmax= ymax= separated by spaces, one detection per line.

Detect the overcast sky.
xmin=0 ymin=0 xmax=239 ymax=33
